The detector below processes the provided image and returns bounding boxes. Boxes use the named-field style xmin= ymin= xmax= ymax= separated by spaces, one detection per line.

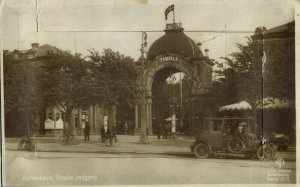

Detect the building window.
xmin=82 ymin=114 xmax=89 ymax=122
xmin=81 ymin=111 xmax=89 ymax=126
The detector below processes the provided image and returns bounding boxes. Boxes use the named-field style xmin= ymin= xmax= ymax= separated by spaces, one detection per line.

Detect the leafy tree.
xmin=87 ymin=49 xmax=139 ymax=129
xmin=39 ymin=51 xmax=92 ymax=131
xmin=263 ymin=40 xmax=295 ymax=100
xmin=214 ymin=36 xmax=295 ymax=137
xmin=213 ymin=37 xmax=263 ymax=107
xmin=4 ymin=54 xmax=43 ymax=136
xmin=214 ymin=35 xmax=294 ymax=104
xmin=213 ymin=37 xmax=263 ymax=135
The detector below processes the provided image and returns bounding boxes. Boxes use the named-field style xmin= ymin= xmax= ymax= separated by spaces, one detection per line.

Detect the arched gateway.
xmin=134 ymin=23 xmax=214 ymax=135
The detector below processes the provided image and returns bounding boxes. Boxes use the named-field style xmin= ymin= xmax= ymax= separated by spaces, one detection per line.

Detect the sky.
xmin=1 ymin=0 xmax=296 ymax=62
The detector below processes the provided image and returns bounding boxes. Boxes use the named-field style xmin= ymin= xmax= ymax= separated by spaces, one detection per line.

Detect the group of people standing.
xmin=157 ymin=120 xmax=172 ymax=139
xmin=83 ymin=121 xmax=117 ymax=146
xmin=100 ymin=126 xmax=118 ymax=146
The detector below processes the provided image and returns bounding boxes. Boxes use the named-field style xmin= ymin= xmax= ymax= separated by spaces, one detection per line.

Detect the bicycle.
xmin=60 ymin=131 xmax=78 ymax=145
xmin=17 ymin=136 xmax=36 ymax=151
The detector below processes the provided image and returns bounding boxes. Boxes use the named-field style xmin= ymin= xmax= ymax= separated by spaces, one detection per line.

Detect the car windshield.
xmin=202 ymin=118 xmax=254 ymax=134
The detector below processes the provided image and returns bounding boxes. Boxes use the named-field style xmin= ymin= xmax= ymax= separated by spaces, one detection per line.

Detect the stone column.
xmin=145 ymin=102 xmax=149 ymax=131
xmin=149 ymin=102 xmax=153 ymax=134
xmin=189 ymin=100 xmax=194 ymax=131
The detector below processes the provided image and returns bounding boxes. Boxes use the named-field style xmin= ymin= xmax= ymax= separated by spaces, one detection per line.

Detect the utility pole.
xmin=171 ymin=74 xmax=176 ymax=138
xmin=139 ymin=32 xmax=149 ymax=144
xmin=180 ymin=72 xmax=183 ymax=131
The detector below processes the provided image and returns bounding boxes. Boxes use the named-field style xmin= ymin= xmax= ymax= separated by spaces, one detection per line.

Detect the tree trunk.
xmin=64 ymin=111 xmax=73 ymax=134
xmin=108 ymin=105 xmax=117 ymax=130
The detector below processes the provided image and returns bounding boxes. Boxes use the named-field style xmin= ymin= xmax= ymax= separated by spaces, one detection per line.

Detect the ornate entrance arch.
xmin=134 ymin=23 xmax=215 ymax=135
xmin=145 ymin=54 xmax=195 ymax=93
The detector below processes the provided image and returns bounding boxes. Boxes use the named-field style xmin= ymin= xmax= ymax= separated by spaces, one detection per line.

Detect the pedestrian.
xmin=124 ymin=121 xmax=128 ymax=135
xmin=157 ymin=121 xmax=162 ymax=139
xmin=84 ymin=122 xmax=90 ymax=141
xmin=101 ymin=127 xmax=106 ymax=143
xmin=163 ymin=121 xmax=169 ymax=139
xmin=106 ymin=128 xmax=113 ymax=146
xmin=112 ymin=125 xmax=118 ymax=143
xmin=167 ymin=122 xmax=172 ymax=139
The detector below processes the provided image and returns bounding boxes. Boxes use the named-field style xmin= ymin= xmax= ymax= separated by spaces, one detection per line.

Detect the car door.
xmin=206 ymin=119 xmax=223 ymax=148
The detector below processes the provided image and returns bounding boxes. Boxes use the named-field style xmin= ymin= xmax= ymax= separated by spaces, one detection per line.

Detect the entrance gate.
xmin=134 ymin=23 xmax=215 ymax=135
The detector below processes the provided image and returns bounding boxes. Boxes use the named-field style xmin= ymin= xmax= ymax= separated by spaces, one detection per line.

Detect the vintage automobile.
xmin=190 ymin=117 xmax=276 ymax=160
xmin=270 ymin=131 xmax=289 ymax=151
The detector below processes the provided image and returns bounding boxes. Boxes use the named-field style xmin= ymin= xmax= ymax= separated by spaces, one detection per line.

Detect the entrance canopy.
xmin=256 ymin=97 xmax=292 ymax=109
xmin=219 ymin=101 xmax=252 ymax=112
xmin=219 ymin=98 xmax=293 ymax=112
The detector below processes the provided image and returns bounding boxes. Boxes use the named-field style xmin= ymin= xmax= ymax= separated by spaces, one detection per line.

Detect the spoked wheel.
xmin=256 ymin=145 xmax=275 ymax=161
xmin=227 ymin=137 xmax=244 ymax=153
xmin=193 ymin=142 xmax=210 ymax=159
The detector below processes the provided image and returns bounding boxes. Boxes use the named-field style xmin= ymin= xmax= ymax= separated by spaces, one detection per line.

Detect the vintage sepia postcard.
xmin=1 ymin=0 xmax=299 ymax=186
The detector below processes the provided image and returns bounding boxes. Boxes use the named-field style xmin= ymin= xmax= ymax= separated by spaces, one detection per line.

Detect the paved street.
xmin=3 ymin=150 xmax=296 ymax=185
xmin=3 ymin=135 xmax=297 ymax=185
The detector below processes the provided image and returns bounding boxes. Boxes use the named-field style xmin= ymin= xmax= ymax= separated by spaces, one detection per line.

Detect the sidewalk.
xmin=5 ymin=135 xmax=194 ymax=156
xmin=5 ymin=135 xmax=296 ymax=160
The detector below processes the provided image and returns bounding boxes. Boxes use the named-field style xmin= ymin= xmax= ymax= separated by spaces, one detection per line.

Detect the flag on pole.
xmin=165 ymin=4 xmax=174 ymax=20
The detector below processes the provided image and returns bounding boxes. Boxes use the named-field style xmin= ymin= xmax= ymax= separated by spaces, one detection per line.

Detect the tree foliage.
xmin=40 ymin=52 xmax=89 ymax=108
xmin=214 ymin=36 xmax=294 ymax=107
xmin=213 ymin=37 xmax=263 ymax=106
xmin=4 ymin=55 xmax=43 ymax=114
xmin=263 ymin=40 xmax=295 ymax=100
xmin=39 ymin=51 xmax=93 ymax=129
xmin=4 ymin=54 xmax=44 ymax=136
xmin=88 ymin=49 xmax=139 ymax=110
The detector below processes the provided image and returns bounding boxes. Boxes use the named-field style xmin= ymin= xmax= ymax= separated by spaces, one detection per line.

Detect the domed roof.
xmin=147 ymin=28 xmax=204 ymax=60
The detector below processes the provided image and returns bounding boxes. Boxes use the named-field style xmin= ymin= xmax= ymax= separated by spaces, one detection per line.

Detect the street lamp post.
xmin=139 ymin=32 xmax=149 ymax=144
xmin=170 ymin=74 xmax=177 ymax=139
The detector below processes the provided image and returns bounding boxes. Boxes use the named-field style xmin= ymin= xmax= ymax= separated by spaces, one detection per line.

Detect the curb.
xmin=5 ymin=148 xmax=192 ymax=157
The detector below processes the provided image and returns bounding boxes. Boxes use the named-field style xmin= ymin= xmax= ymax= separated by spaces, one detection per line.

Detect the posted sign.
xmin=171 ymin=114 xmax=176 ymax=133
xmin=104 ymin=116 xmax=108 ymax=132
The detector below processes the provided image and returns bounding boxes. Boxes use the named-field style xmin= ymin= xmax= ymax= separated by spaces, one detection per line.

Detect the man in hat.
xmin=84 ymin=122 xmax=91 ymax=141
xmin=237 ymin=122 xmax=249 ymax=147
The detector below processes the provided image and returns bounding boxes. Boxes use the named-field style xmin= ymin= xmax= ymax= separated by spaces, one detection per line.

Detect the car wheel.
xmin=193 ymin=142 xmax=210 ymax=159
xmin=256 ymin=145 xmax=274 ymax=161
xmin=227 ymin=137 xmax=244 ymax=153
